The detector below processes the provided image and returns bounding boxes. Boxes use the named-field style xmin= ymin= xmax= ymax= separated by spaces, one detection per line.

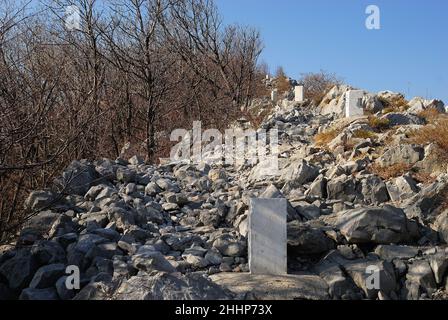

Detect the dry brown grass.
xmin=370 ymin=163 xmax=414 ymax=180
xmin=410 ymin=117 xmax=448 ymax=153
xmin=382 ymin=107 xmax=396 ymax=114
xmin=379 ymin=96 xmax=409 ymax=113
xmin=417 ymin=108 xmax=442 ymax=123
xmin=314 ymin=128 xmax=342 ymax=147
xmin=412 ymin=171 xmax=437 ymax=185
xmin=352 ymin=129 xmax=376 ymax=139
xmin=368 ymin=116 xmax=390 ymax=131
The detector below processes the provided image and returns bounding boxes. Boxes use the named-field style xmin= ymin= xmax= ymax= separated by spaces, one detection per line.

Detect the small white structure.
xmin=345 ymin=90 xmax=364 ymax=117
xmin=294 ymin=85 xmax=304 ymax=102
xmin=249 ymin=198 xmax=287 ymax=275
xmin=271 ymin=89 xmax=278 ymax=103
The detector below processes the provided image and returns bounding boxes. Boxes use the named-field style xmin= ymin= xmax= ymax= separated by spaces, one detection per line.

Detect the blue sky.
xmin=216 ymin=0 xmax=448 ymax=102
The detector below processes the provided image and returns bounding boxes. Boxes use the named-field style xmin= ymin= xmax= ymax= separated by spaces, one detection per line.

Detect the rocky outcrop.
xmin=2 ymin=85 xmax=448 ymax=301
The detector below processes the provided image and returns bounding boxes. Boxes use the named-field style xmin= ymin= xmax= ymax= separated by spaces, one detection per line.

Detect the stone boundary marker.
xmin=346 ymin=90 xmax=364 ymax=117
xmin=249 ymin=198 xmax=287 ymax=275
xmin=294 ymin=85 xmax=304 ymax=102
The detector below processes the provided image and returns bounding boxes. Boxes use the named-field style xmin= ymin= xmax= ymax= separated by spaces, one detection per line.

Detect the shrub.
xmin=352 ymin=129 xmax=376 ymax=139
xmin=275 ymin=66 xmax=291 ymax=94
xmin=299 ymin=70 xmax=343 ymax=105
xmin=379 ymin=96 xmax=409 ymax=113
xmin=370 ymin=163 xmax=414 ymax=180
xmin=368 ymin=116 xmax=390 ymax=131
xmin=381 ymin=107 xmax=395 ymax=115
xmin=410 ymin=117 xmax=448 ymax=154
xmin=314 ymin=128 xmax=342 ymax=147
xmin=417 ymin=108 xmax=442 ymax=123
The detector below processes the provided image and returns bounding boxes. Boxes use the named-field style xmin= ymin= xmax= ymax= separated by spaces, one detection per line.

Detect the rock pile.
xmin=1 ymin=86 xmax=447 ymax=300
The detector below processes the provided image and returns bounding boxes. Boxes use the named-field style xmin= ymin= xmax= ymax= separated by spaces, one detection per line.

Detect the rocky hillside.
xmin=1 ymin=86 xmax=448 ymax=300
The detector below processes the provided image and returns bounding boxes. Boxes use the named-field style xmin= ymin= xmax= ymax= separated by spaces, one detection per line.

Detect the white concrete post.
xmin=294 ymin=85 xmax=304 ymax=102
xmin=271 ymin=89 xmax=278 ymax=103
xmin=346 ymin=90 xmax=364 ymax=117
xmin=249 ymin=198 xmax=287 ymax=275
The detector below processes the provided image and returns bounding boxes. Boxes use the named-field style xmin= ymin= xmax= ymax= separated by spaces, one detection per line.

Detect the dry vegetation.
xmin=379 ymin=95 xmax=409 ymax=113
xmin=352 ymin=129 xmax=376 ymax=140
xmin=314 ymin=128 xmax=342 ymax=147
xmin=370 ymin=163 xmax=414 ymax=180
xmin=368 ymin=116 xmax=390 ymax=131
xmin=417 ymin=108 xmax=442 ymax=123
xmin=275 ymin=67 xmax=291 ymax=94
xmin=299 ymin=70 xmax=343 ymax=105
xmin=0 ymin=0 xmax=266 ymax=240
xmin=410 ymin=116 xmax=448 ymax=155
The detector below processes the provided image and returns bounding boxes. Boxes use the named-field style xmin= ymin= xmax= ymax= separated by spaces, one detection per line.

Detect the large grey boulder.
xmin=306 ymin=175 xmax=327 ymax=198
xmin=313 ymin=260 xmax=362 ymax=300
xmin=407 ymin=97 xmax=445 ymax=114
xmin=376 ymin=145 xmax=423 ymax=167
xmin=360 ymin=175 xmax=389 ymax=205
xmin=145 ymin=182 xmax=162 ymax=196
xmin=386 ymin=175 xmax=419 ymax=203
xmin=31 ymin=240 xmax=66 ymax=265
xmin=326 ymin=174 xmax=359 ymax=202
xmin=55 ymin=160 xmax=99 ymax=195
xmin=116 ymin=168 xmax=136 ymax=183
xmin=21 ymin=210 xmax=60 ymax=237
xmin=324 ymin=205 xmax=419 ymax=244
xmin=24 ymin=191 xmax=57 ymax=211
xmin=112 ymin=272 xmax=234 ymax=300
xmin=156 ymin=178 xmax=180 ymax=192
xmin=210 ymin=272 xmax=329 ymax=300
xmin=343 ymin=259 xmax=397 ymax=299
xmin=212 ymin=234 xmax=246 ymax=257
xmin=404 ymin=260 xmax=437 ymax=300
xmin=73 ymin=281 xmax=114 ymax=300
xmin=403 ymin=178 xmax=448 ymax=222
xmin=428 ymin=252 xmax=448 ymax=285
xmin=287 ymin=222 xmax=335 ymax=255
xmin=29 ymin=263 xmax=66 ymax=289
xmin=382 ymin=113 xmax=424 ymax=126
xmin=279 ymin=159 xmax=319 ymax=188
xmin=0 ymin=250 xmax=39 ymax=291
xmin=434 ymin=211 xmax=448 ymax=243
xmin=131 ymin=251 xmax=176 ymax=273
xmin=374 ymin=245 xmax=420 ymax=261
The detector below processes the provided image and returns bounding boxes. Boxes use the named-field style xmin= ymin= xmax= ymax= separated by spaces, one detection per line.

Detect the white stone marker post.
xmin=271 ymin=89 xmax=278 ymax=103
xmin=294 ymin=85 xmax=304 ymax=102
xmin=345 ymin=90 xmax=364 ymax=117
xmin=249 ymin=198 xmax=287 ymax=275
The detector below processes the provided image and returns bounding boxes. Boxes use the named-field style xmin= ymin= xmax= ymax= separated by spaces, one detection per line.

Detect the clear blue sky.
xmin=217 ymin=0 xmax=448 ymax=103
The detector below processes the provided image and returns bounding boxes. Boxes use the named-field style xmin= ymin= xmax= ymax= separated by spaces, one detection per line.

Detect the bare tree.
xmin=300 ymin=70 xmax=343 ymax=104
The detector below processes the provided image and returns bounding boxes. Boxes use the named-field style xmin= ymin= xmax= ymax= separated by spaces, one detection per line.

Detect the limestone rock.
xmin=326 ymin=205 xmax=419 ymax=244
xmin=287 ymin=222 xmax=335 ymax=255
xmin=113 ymin=272 xmax=234 ymax=300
